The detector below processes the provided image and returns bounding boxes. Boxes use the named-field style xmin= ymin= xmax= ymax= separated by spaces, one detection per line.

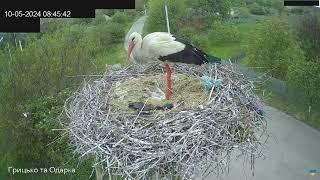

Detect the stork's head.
xmin=127 ymin=32 xmax=142 ymax=63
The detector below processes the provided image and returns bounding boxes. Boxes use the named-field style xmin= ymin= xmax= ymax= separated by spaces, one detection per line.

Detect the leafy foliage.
xmin=16 ymin=90 xmax=70 ymax=165
xmin=296 ymin=12 xmax=320 ymax=62
xmin=247 ymin=19 xmax=304 ymax=79
xmin=287 ymin=13 xmax=320 ymax=104
xmin=287 ymin=60 xmax=320 ymax=104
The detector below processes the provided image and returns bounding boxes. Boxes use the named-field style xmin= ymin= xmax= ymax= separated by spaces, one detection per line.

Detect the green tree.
xmin=247 ymin=19 xmax=304 ymax=79
xmin=296 ymin=12 xmax=320 ymax=62
xmin=287 ymin=60 xmax=320 ymax=105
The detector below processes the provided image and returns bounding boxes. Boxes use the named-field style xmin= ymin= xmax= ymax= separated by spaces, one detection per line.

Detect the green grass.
xmin=236 ymin=23 xmax=258 ymax=38
xmin=208 ymin=43 xmax=242 ymax=59
xmin=256 ymin=89 xmax=320 ymax=130
xmin=207 ymin=23 xmax=258 ymax=59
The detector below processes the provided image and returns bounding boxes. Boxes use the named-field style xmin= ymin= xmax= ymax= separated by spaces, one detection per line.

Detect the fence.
xmin=229 ymin=62 xmax=306 ymax=101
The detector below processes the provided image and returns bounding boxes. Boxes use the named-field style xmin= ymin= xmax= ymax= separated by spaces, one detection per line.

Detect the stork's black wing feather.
xmin=159 ymin=34 xmax=217 ymax=65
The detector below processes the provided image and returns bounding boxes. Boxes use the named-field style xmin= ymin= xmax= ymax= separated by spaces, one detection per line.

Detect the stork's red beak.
xmin=126 ymin=42 xmax=135 ymax=64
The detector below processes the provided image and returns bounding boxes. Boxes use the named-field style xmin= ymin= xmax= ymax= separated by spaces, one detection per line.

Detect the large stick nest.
xmin=61 ymin=62 xmax=267 ymax=180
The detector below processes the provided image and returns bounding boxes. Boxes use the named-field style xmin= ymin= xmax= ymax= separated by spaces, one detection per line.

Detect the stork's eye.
xmin=131 ymin=37 xmax=135 ymax=41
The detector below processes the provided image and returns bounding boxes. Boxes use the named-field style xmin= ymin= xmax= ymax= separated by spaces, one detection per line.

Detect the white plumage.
xmin=128 ymin=32 xmax=185 ymax=64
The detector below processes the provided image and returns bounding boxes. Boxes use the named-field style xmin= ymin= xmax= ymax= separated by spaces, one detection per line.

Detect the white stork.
xmin=126 ymin=32 xmax=221 ymax=100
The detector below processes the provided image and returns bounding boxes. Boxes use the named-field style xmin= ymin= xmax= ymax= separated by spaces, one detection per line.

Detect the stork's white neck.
xmin=132 ymin=38 xmax=143 ymax=60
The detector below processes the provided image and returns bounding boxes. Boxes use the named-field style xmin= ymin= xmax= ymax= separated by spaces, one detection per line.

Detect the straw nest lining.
xmin=62 ymin=62 xmax=267 ymax=180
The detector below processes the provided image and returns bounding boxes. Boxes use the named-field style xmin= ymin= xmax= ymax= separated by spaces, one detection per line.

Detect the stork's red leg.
xmin=165 ymin=63 xmax=172 ymax=100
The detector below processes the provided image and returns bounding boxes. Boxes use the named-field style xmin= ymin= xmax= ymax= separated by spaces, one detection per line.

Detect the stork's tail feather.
xmin=193 ymin=47 xmax=221 ymax=64
xmin=193 ymin=47 xmax=222 ymax=64
xmin=206 ymin=55 xmax=222 ymax=64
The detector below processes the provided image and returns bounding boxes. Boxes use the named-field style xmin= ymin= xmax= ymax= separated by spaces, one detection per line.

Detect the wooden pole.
xmin=95 ymin=164 xmax=104 ymax=180
xmin=164 ymin=4 xmax=171 ymax=34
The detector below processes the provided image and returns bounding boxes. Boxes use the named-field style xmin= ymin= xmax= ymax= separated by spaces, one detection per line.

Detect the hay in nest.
xmin=61 ymin=62 xmax=267 ymax=180
xmin=109 ymin=73 xmax=208 ymax=112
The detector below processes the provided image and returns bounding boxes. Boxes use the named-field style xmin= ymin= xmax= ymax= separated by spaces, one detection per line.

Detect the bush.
xmin=6 ymin=90 xmax=96 ymax=178
xmin=249 ymin=3 xmax=270 ymax=15
xmin=15 ymin=90 xmax=71 ymax=166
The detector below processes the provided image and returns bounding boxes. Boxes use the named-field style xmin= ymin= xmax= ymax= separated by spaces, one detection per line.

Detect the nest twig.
xmin=60 ymin=62 xmax=267 ymax=180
